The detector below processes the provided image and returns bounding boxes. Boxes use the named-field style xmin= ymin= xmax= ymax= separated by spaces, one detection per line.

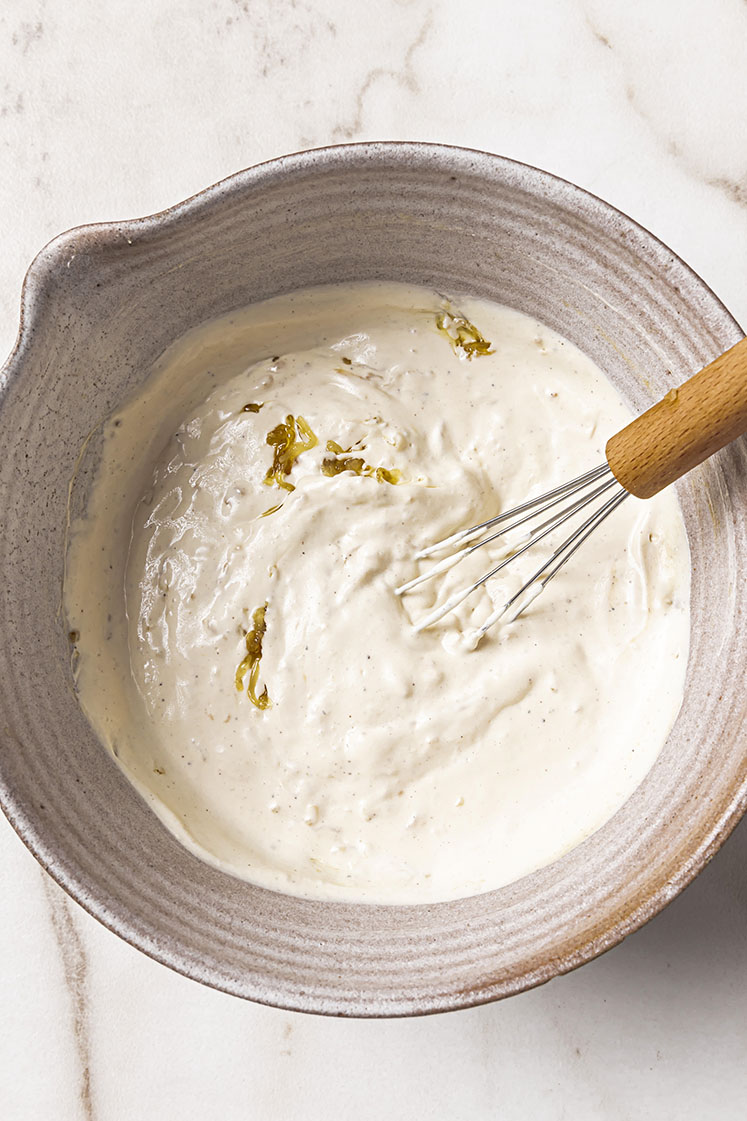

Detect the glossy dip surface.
xmin=64 ymin=281 xmax=690 ymax=903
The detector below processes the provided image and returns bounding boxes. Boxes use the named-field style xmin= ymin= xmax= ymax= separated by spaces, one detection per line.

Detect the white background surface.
xmin=1 ymin=2 xmax=746 ymax=1118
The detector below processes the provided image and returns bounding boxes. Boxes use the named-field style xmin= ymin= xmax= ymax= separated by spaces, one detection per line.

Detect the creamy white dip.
xmin=64 ymin=282 xmax=690 ymax=903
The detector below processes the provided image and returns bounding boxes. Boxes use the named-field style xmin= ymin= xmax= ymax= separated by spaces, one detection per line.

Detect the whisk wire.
xmin=399 ymin=462 xmax=629 ymax=635
xmin=532 ymin=488 xmax=629 ymax=590
xmin=416 ymin=463 xmax=612 ymax=560
xmin=495 ymin=487 xmax=629 ymax=627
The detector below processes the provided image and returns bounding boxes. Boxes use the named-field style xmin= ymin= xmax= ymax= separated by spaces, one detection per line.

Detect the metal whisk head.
xmin=396 ymin=462 xmax=629 ymax=636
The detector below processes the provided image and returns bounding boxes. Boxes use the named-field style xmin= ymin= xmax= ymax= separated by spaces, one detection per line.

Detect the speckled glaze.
xmin=0 ymin=144 xmax=745 ymax=1017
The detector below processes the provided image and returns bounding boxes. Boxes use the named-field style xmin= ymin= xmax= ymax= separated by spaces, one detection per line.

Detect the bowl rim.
xmin=1 ymin=140 xmax=745 ymax=1017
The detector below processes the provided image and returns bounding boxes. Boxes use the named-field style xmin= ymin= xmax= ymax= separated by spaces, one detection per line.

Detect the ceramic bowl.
xmin=1 ymin=143 xmax=745 ymax=1017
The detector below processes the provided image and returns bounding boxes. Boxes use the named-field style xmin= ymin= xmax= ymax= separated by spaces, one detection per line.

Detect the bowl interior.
xmin=0 ymin=144 xmax=745 ymax=1016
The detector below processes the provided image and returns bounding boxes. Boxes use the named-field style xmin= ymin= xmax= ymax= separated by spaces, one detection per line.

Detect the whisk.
xmin=396 ymin=335 xmax=747 ymax=635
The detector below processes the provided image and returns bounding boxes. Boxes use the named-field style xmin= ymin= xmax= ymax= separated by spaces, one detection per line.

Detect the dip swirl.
xmin=64 ymin=282 xmax=690 ymax=902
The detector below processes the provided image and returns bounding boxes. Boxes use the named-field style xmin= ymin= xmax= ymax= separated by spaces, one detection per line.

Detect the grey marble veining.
xmin=1 ymin=0 xmax=746 ymax=1118
xmin=41 ymin=879 xmax=95 ymax=1121
xmin=330 ymin=8 xmax=434 ymax=141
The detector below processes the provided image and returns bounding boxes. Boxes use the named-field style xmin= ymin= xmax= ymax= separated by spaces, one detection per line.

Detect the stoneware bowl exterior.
xmin=0 ymin=143 xmax=745 ymax=1017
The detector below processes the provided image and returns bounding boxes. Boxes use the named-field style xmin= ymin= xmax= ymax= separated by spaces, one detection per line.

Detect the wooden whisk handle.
xmin=606 ymin=335 xmax=747 ymax=499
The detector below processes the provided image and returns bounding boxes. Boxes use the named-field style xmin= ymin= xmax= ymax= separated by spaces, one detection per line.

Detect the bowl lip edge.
xmin=1 ymin=139 xmax=746 ymax=1016
xmin=1 ymin=139 xmax=744 ymax=386
xmin=2 ymin=770 xmax=746 ymax=1017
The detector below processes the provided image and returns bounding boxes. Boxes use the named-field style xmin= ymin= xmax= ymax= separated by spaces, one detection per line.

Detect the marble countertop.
xmin=1 ymin=1 xmax=746 ymax=1118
